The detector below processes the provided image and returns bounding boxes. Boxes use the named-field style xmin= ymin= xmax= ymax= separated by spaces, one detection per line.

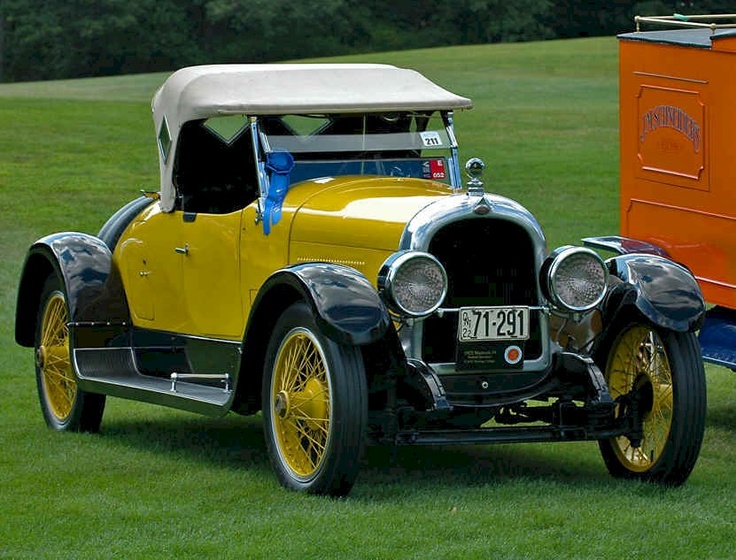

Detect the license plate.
xmin=457 ymin=306 xmax=530 ymax=342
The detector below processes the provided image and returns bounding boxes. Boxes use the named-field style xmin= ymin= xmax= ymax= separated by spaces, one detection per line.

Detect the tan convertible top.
xmin=152 ymin=64 xmax=472 ymax=211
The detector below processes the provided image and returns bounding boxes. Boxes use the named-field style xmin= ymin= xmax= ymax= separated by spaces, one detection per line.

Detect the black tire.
xmin=262 ymin=301 xmax=367 ymax=496
xmin=34 ymin=274 xmax=106 ymax=432
xmin=595 ymin=316 xmax=706 ymax=485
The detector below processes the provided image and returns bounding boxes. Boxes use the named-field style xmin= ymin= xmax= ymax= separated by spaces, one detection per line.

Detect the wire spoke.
xmin=607 ymin=325 xmax=676 ymax=470
xmin=292 ymin=415 xmax=330 ymax=434
xmin=272 ymin=326 xmax=332 ymax=478
xmin=295 ymin=422 xmax=327 ymax=454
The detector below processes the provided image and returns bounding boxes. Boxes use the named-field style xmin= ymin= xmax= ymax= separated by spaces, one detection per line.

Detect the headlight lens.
xmin=378 ymin=251 xmax=448 ymax=317
xmin=542 ymin=246 xmax=608 ymax=312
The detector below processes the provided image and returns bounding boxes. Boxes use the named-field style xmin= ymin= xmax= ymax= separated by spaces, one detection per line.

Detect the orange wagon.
xmin=586 ymin=14 xmax=736 ymax=368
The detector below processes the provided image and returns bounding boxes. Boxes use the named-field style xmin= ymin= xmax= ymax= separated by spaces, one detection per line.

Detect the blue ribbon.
xmin=263 ymin=150 xmax=294 ymax=235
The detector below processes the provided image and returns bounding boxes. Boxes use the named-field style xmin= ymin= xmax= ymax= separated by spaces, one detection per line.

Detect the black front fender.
xmin=606 ymin=254 xmax=705 ymax=332
xmin=254 ymin=263 xmax=391 ymax=346
xmin=15 ymin=232 xmax=129 ymax=347
xmin=233 ymin=262 xmax=393 ymax=414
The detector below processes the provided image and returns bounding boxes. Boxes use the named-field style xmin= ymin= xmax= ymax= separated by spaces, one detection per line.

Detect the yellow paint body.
xmin=115 ymin=176 xmax=452 ymax=340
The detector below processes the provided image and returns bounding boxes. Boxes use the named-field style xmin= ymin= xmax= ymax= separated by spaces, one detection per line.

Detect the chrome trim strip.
xmin=251 ymin=116 xmax=269 ymax=206
xmin=443 ymin=112 xmax=463 ymax=191
xmin=436 ymin=305 xmax=549 ymax=315
xmin=399 ymin=194 xmax=547 ymax=253
xmin=157 ymin=331 xmax=243 ymax=347
xmin=171 ymin=373 xmax=231 ymax=393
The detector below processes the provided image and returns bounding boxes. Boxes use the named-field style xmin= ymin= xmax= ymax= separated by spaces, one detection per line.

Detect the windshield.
xmin=259 ymin=112 xmax=456 ymax=184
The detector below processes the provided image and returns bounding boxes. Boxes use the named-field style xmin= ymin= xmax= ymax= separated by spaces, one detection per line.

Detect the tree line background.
xmin=0 ymin=0 xmax=732 ymax=83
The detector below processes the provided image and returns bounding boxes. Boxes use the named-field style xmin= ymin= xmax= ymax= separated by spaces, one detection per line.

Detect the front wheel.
xmin=35 ymin=275 xmax=106 ymax=432
xmin=262 ymin=301 xmax=368 ymax=496
xmin=596 ymin=319 xmax=706 ymax=485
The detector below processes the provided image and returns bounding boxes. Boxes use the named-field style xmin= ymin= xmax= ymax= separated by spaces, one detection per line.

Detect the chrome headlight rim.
xmin=542 ymin=246 xmax=608 ymax=313
xmin=378 ymin=251 xmax=448 ymax=318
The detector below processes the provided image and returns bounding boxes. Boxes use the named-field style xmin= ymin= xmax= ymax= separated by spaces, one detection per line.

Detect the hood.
xmin=288 ymin=176 xmax=452 ymax=251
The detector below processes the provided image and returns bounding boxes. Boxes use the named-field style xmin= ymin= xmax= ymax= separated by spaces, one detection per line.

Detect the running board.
xmin=73 ymin=347 xmax=233 ymax=416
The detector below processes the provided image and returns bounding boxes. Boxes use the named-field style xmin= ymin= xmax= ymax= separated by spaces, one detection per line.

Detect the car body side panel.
xmin=179 ymin=211 xmax=244 ymax=338
xmin=117 ymin=203 xmax=244 ymax=339
xmin=286 ymin=177 xmax=452 ymax=284
xmin=288 ymin=242 xmax=395 ymax=285
xmin=116 ymin=204 xmax=185 ymax=331
xmin=114 ymin=177 xmax=435 ymax=340
xmin=241 ymin=177 xmax=451 ymax=306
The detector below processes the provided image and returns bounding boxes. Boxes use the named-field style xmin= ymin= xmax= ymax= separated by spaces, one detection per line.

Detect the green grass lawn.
xmin=1 ymin=37 xmax=735 ymax=559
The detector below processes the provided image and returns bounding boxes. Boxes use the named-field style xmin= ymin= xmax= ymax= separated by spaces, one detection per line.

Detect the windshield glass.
xmin=259 ymin=112 xmax=455 ymax=184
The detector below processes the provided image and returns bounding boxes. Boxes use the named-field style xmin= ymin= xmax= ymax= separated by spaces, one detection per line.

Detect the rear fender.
xmin=97 ymin=195 xmax=154 ymax=249
xmin=605 ymin=254 xmax=705 ymax=332
xmin=15 ymin=232 xmax=129 ymax=347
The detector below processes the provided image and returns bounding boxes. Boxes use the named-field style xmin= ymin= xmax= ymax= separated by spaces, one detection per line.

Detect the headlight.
xmin=541 ymin=246 xmax=608 ymax=313
xmin=378 ymin=251 xmax=448 ymax=317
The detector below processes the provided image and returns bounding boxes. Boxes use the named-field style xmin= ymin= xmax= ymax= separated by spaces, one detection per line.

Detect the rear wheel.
xmin=262 ymin=301 xmax=367 ymax=496
xmin=597 ymin=319 xmax=706 ymax=485
xmin=35 ymin=275 xmax=106 ymax=432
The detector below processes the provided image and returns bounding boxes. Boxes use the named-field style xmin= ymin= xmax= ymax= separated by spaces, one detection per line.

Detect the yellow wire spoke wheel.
xmin=606 ymin=325 xmax=672 ymax=472
xmin=36 ymin=291 xmax=77 ymax=423
xmin=263 ymin=301 xmax=367 ymax=496
xmin=598 ymin=320 xmax=706 ymax=485
xmin=34 ymin=276 xmax=106 ymax=432
xmin=271 ymin=328 xmax=332 ymax=480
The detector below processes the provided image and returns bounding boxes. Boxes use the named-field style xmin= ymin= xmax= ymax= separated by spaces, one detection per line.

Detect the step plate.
xmin=73 ymin=347 xmax=232 ymax=410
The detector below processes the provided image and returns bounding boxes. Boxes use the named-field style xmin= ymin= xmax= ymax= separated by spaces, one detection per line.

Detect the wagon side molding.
xmin=15 ymin=232 xmax=129 ymax=347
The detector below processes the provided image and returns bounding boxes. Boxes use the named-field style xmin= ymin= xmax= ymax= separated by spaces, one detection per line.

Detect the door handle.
xmin=174 ymin=243 xmax=189 ymax=256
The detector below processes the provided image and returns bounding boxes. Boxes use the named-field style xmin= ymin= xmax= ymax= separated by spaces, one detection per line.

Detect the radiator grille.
xmin=422 ymin=219 xmax=542 ymax=363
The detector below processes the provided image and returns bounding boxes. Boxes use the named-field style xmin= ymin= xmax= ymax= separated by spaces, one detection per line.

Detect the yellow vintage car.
xmin=16 ymin=64 xmax=708 ymax=495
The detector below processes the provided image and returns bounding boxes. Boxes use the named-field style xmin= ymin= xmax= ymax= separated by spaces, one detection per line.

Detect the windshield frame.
xmin=256 ymin=110 xmax=461 ymax=187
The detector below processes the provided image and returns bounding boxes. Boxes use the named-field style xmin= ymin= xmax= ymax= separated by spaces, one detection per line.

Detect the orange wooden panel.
xmin=619 ymin=29 xmax=736 ymax=308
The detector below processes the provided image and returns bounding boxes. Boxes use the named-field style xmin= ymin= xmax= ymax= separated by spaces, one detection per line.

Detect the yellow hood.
xmin=289 ymin=176 xmax=451 ymax=251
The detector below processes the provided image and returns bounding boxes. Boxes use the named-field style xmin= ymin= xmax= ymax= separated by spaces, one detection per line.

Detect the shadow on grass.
xmin=101 ymin=413 xmax=271 ymax=474
xmin=99 ymin=410 xmax=611 ymax=492
xmin=359 ymin=442 xmax=609 ymax=491
xmin=706 ymin=402 xmax=736 ymax=433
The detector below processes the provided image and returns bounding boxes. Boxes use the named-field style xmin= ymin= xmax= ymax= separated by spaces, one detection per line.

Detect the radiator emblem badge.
xmin=473 ymin=197 xmax=492 ymax=215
